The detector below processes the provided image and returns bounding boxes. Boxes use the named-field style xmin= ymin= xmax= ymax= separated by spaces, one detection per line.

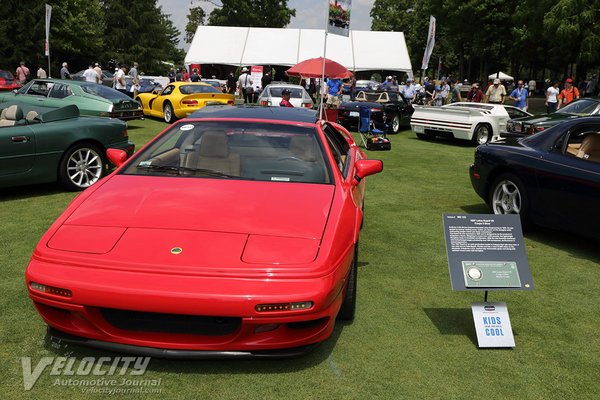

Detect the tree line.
xmin=371 ymin=0 xmax=600 ymax=83
xmin=0 ymin=0 xmax=183 ymax=76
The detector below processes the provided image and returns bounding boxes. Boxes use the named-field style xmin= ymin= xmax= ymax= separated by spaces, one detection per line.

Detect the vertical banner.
xmin=44 ymin=4 xmax=52 ymax=56
xmin=250 ymin=65 xmax=263 ymax=92
xmin=421 ymin=15 xmax=436 ymax=71
xmin=327 ymin=0 xmax=352 ymax=37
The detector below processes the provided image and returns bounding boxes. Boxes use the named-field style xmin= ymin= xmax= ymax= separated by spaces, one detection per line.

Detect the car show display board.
xmin=443 ymin=214 xmax=534 ymax=348
xmin=443 ymin=214 xmax=534 ymax=291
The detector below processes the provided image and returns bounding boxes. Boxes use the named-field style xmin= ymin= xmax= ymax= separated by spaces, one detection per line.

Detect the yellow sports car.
xmin=136 ymin=82 xmax=234 ymax=123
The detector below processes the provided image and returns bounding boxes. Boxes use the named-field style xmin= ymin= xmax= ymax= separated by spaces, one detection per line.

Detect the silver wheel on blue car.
xmin=490 ymin=173 xmax=530 ymax=229
xmin=59 ymin=143 xmax=105 ymax=191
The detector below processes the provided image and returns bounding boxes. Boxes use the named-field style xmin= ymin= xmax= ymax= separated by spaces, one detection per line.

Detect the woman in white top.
xmin=545 ymin=81 xmax=560 ymax=114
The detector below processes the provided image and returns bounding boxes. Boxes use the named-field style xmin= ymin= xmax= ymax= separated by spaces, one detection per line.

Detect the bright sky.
xmin=157 ymin=0 xmax=376 ymax=50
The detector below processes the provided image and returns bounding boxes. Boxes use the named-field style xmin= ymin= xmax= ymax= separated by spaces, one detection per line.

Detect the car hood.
xmin=60 ymin=175 xmax=334 ymax=239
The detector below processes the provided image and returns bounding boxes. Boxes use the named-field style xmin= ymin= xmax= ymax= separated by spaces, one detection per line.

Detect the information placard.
xmin=472 ymin=302 xmax=515 ymax=347
xmin=443 ymin=214 xmax=533 ymax=291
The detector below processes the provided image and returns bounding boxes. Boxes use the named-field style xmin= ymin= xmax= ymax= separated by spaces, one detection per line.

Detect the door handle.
xmin=11 ymin=136 xmax=30 ymax=143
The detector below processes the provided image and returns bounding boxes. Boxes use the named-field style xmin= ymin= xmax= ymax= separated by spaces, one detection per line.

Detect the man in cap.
xmin=467 ymin=83 xmax=484 ymax=103
xmin=280 ymin=88 xmax=294 ymax=107
xmin=484 ymin=78 xmax=506 ymax=104
xmin=238 ymin=67 xmax=254 ymax=103
xmin=381 ymin=75 xmax=393 ymax=90
xmin=557 ymin=77 xmax=580 ymax=109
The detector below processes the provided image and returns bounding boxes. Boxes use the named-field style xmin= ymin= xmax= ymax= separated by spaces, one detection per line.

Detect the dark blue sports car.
xmin=470 ymin=117 xmax=600 ymax=238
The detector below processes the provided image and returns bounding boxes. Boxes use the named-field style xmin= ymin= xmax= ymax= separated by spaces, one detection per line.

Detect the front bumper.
xmin=27 ymin=258 xmax=347 ymax=355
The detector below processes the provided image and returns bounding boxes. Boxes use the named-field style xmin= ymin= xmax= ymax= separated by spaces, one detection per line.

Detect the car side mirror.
xmin=152 ymin=89 xmax=160 ymax=95
xmin=353 ymin=159 xmax=383 ymax=185
xmin=107 ymin=148 xmax=128 ymax=167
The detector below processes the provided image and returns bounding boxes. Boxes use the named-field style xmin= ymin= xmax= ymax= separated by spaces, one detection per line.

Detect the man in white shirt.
xmin=83 ymin=65 xmax=98 ymax=83
xmin=237 ymin=67 xmax=253 ymax=103
xmin=115 ymin=65 xmax=127 ymax=94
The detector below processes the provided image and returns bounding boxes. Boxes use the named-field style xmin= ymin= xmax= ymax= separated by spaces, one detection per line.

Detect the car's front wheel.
xmin=389 ymin=113 xmax=401 ymax=134
xmin=163 ymin=102 xmax=175 ymax=124
xmin=337 ymin=244 xmax=358 ymax=321
xmin=473 ymin=123 xmax=492 ymax=145
xmin=490 ymin=173 xmax=530 ymax=227
xmin=58 ymin=143 xmax=106 ymax=191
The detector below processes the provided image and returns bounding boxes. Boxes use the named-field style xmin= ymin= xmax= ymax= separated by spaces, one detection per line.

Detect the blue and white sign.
xmin=472 ymin=302 xmax=515 ymax=348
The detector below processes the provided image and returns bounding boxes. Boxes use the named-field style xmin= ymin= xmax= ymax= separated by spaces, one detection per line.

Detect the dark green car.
xmin=0 ymin=79 xmax=143 ymax=120
xmin=0 ymin=103 xmax=134 ymax=191
xmin=505 ymin=98 xmax=600 ymax=136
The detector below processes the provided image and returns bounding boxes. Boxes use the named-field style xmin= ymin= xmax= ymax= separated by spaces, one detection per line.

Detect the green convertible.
xmin=0 ymin=79 xmax=143 ymax=120
xmin=0 ymin=103 xmax=134 ymax=191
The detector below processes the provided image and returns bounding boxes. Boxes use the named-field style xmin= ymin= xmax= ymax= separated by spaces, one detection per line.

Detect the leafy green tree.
xmin=0 ymin=0 xmax=104 ymax=76
xmin=205 ymin=0 xmax=296 ymax=28
xmin=185 ymin=6 xmax=206 ymax=44
xmin=102 ymin=0 xmax=182 ymax=74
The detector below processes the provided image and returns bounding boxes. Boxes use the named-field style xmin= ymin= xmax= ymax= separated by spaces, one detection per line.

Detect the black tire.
xmin=388 ymin=113 xmax=401 ymax=134
xmin=163 ymin=102 xmax=175 ymax=124
xmin=58 ymin=143 xmax=106 ymax=191
xmin=337 ymin=244 xmax=358 ymax=321
xmin=472 ymin=123 xmax=492 ymax=146
xmin=489 ymin=173 xmax=530 ymax=229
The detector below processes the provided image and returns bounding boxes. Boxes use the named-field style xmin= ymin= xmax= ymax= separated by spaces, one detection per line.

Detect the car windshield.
xmin=80 ymin=83 xmax=130 ymax=100
xmin=121 ymin=121 xmax=331 ymax=184
xmin=557 ymin=99 xmax=600 ymax=116
xmin=179 ymin=85 xmax=221 ymax=94
xmin=269 ymin=87 xmax=304 ymax=98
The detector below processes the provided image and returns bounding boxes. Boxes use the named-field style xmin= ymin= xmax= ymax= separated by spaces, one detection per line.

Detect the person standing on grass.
xmin=467 ymin=83 xmax=483 ymax=102
xmin=557 ymin=77 xmax=580 ymax=109
xmin=545 ymin=81 xmax=560 ymax=113
xmin=16 ymin=61 xmax=30 ymax=85
xmin=449 ymin=80 xmax=462 ymax=103
xmin=484 ymin=78 xmax=506 ymax=104
xmin=509 ymin=80 xmax=529 ymax=111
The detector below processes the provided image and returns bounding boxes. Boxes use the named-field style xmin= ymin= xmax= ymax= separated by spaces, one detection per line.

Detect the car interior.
xmin=565 ymin=131 xmax=600 ymax=163
xmin=0 ymin=105 xmax=39 ymax=127
xmin=135 ymin=123 xmax=330 ymax=183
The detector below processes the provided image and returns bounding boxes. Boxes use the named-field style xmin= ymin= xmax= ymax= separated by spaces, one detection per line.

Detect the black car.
xmin=470 ymin=117 xmax=600 ymax=238
xmin=337 ymin=91 xmax=414 ymax=134
xmin=505 ymin=98 xmax=600 ymax=137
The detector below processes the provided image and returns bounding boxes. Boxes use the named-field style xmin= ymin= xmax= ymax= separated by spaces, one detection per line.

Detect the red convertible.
xmin=26 ymin=106 xmax=383 ymax=358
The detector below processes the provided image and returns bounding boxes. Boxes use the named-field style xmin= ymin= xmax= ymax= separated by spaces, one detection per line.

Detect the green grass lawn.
xmin=1 ymin=117 xmax=599 ymax=399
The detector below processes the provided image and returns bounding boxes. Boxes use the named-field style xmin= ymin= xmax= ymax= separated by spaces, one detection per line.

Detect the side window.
xmin=506 ymin=107 xmax=527 ymax=119
xmin=562 ymin=126 xmax=600 ymax=164
xmin=48 ymin=83 xmax=73 ymax=99
xmin=161 ymin=85 xmax=175 ymax=96
xmin=323 ymin=124 xmax=351 ymax=176
xmin=26 ymin=81 xmax=52 ymax=97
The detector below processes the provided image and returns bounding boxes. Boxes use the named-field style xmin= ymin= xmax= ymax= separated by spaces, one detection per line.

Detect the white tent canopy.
xmin=488 ymin=71 xmax=514 ymax=81
xmin=185 ymin=26 xmax=413 ymax=73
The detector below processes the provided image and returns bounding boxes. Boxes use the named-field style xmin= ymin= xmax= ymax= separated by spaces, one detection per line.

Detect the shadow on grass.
xmin=43 ymin=322 xmax=347 ymax=373
xmin=405 ymin=135 xmax=475 ymax=148
xmin=423 ymin=308 xmax=478 ymax=346
xmin=0 ymin=183 xmax=67 ymax=202
xmin=460 ymin=203 xmax=490 ymax=214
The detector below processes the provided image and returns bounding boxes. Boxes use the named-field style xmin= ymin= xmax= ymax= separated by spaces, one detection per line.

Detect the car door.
xmin=44 ymin=82 xmax=74 ymax=109
xmin=0 ymin=124 xmax=36 ymax=177
xmin=150 ymin=85 xmax=175 ymax=116
xmin=534 ymin=124 xmax=600 ymax=236
xmin=17 ymin=80 xmax=53 ymax=109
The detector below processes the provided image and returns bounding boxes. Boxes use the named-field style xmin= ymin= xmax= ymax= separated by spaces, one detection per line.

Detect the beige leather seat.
xmin=576 ymin=133 xmax=600 ymax=162
xmin=183 ymin=132 xmax=240 ymax=176
xmin=25 ymin=110 xmax=39 ymax=122
xmin=0 ymin=105 xmax=24 ymax=127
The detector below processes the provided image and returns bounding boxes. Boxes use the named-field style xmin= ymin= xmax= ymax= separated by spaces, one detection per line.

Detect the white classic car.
xmin=410 ymin=102 xmax=532 ymax=145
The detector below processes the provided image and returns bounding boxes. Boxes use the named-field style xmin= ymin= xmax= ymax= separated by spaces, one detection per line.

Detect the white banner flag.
xmin=44 ymin=4 xmax=52 ymax=56
xmin=421 ymin=15 xmax=436 ymax=70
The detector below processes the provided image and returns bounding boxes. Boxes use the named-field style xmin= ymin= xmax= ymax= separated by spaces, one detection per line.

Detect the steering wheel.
xmin=277 ymin=156 xmax=304 ymax=162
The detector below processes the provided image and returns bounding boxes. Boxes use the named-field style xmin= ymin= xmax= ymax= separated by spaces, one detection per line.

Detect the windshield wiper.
xmin=136 ymin=164 xmax=240 ymax=178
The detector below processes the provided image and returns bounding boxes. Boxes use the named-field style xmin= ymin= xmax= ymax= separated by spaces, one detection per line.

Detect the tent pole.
xmin=320 ymin=29 xmax=328 ymax=120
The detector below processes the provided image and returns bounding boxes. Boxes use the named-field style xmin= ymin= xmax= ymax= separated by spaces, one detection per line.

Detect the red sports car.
xmin=0 ymin=69 xmax=21 ymax=91
xmin=26 ymin=106 xmax=383 ymax=358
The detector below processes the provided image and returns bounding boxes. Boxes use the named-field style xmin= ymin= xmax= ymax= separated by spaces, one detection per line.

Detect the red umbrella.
xmin=287 ymin=57 xmax=352 ymax=79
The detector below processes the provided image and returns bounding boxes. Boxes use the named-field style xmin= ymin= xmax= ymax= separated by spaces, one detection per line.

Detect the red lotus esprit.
xmin=26 ymin=106 xmax=383 ymax=358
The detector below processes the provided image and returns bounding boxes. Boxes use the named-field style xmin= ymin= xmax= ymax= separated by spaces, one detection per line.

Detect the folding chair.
xmin=358 ymin=105 xmax=391 ymax=151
